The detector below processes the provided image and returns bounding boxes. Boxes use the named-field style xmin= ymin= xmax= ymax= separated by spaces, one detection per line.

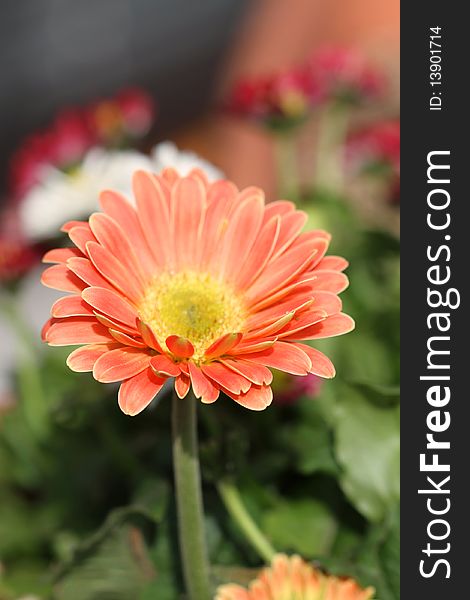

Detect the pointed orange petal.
xmin=188 ymin=362 xmax=220 ymax=403
xmin=201 ymin=363 xmax=251 ymax=395
xmin=289 ymin=313 xmax=355 ymax=340
xmin=43 ymin=247 xmax=83 ymax=264
xmin=41 ymin=264 xmax=84 ymax=293
xmin=109 ymin=329 xmax=147 ymax=348
xmin=245 ymin=242 xmax=316 ymax=307
xmin=66 ymin=343 xmax=120 ymax=372
xmin=86 ymin=241 xmax=143 ymax=303
xmin=45 ymin=318 xmax=114 ymax=346
xmin=93 ymin=348 xmax=151 ymax=383
xmin=220 ymin=358 xmax=273 ymax=386
xmin=82 ymin=287 xmax=138 ymax=329
xmin=51 ymin=296 xmax=94 ymax=318
xmin=174 ymin=373 xmax=191 ymax=398
xmin=61 ymin=220 xmax=87 ymax=232
xmin=136 ymin=320 xmax=164 ymax=352
xmin=94 ymin=313 xmax=139 ymax=336
xmin=66 ymin=257 xmax=116 ymax=291
xmin=204 ymin=332 xmax=243 ymax=359
xmin=171 ymin=176 xmax=206 ymax=269
xmin=166 ymin=335 xmax=194 ymax=359
xmin=235 ymin=216 xmax=280 ymax=290
xmin=150 ymin=354 xmax=181 ymax=377
xmin=218 ymin=192 xmax=264 ymax=281
xmin=292 ymin=343 xmax=336 ymax=378
xmin=68 ymin=225 xmax=97 ymax=255
xmin=133 ymin=170 xmax=172 ymax=267
xmin=118 ymin=369 xmax=166 ymax=416
xmin=224 ymin=384 xmax=273 ymax=411
xmin=99 ymin=189 xmax=157 ymax=275
xmin=316 ymin=256 xmax=349 ymax=272
xmin=241 ymin=341 xmax=312 ymax=375
xmin=310 ymin=270 xmax=349 ymax=293
xmin=269 ymin=210 xmax=307 ymax=261
xmin=89 ymin=213 xmax=147 ymax=284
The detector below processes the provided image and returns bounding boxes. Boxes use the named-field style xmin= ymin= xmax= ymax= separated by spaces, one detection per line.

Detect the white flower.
xmin=19 ymin=148 xmax=153 ymax=241
xmin=19 ymin=143 xmax=222 ymax=242
xmin=150 ymin=141 xmax=223 ymax=181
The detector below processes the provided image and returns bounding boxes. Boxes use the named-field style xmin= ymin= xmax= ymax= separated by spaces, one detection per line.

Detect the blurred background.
xmin=0 ymin=1 xmax=399 ymax=598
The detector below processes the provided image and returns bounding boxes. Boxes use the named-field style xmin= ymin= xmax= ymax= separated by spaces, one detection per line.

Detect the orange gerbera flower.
xmin=41 ymin=169 xmax=353 ymax=415
xmin=216 ymin=554 xmax=374 ymax=600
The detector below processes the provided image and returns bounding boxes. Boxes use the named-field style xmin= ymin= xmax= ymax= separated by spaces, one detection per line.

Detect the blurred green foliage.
xmin=0 ymin=187 xmax=399 ymax=599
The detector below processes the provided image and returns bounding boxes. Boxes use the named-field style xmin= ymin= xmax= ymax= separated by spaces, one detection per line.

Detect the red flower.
xmin=308 ymin=46 xmax=386 ymax=105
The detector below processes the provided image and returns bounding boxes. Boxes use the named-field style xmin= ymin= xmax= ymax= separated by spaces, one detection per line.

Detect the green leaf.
xmin=55 ymin=525 xmax=155 ymax=600
xmin=334 ymin=386 xmax=400 ymax=522
xmin=281 ymin=421 xmax=339 ymax=476
xmin=379 ymin=506 xmax=400 ymax=598
xmin=262 ymin=498 xmax=337 ymax=557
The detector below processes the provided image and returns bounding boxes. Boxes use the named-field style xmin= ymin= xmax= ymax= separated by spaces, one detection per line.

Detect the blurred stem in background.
xmin=0 ymin=291 xmax=48 ymax=441
xmin=218 ymin=479 xmax=276 ymax=563
xmin=172 ymin=388 xmax=211 ymax=600
xmin=313 ymin=105 xmax=351 ymax=195
xmin=275 ymin=133 xmax=299 ymax=199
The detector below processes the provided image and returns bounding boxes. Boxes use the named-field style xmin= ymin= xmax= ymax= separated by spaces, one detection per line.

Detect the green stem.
xmin=218 ymin=479 xmax=276 ymax=563
xmin=172 ymin=389 xmax=211 ymax=600
xmin=313 ymin=104 xmax=351 ymax=194
xmin=275 ymin=133 xmax=299 ymax=198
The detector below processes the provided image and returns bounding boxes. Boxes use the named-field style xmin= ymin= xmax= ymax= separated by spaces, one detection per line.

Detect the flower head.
xmin=224 ymin=69 xmax=318 ymax=131
xmin=307 ymin=47 xmax=385 ymax=106
xmin=347 ymin=120 xmax=400 ymax=203
xmin=216 ymin=554 xmax=374 ymax=600
xmin=41 ymin=169 xmax=353 ymax=415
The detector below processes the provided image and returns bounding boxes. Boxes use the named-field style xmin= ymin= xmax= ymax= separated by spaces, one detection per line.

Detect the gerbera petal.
xmin=45 ymin=318 xmax=114 ymax=346
xmin=94 ymin=313 xmax=139 ymax=336
xmin=225 ymin=384 xmax=273 ymax=411
xmin=292 ymin=343 xmax=336 ymax=378
xmin=66 ymin=343 xmax=120 ymax=372
xmin=188 ymin=362 xmax=220 ymax=403
xmin=99 ymin=189 xmax=157 ymax=275
xmin=86 ymin=241 xmax=143 ymax=303
xmin=137 ymin=320 xmax=164 ymax=352
xmin=89 ymin=213 xmax=146 ymax=284
xmin=220 ymin=358 xmax=273 ymax=386
xmin=43 ymin=247 xmax=83 ymax=264
xmin=93 ymin=348 xmax=151 ymax=383
xmin=174 ymin=373 xmax=191 ymax=398
xmin=288 ymin=312 xmax=355 ymax=340
xmin=235 ymin=216 xmax=281 ymax=289
xmin=61 ymin=220 xmax=87 ymax=233
xmin=242 ymin=341 xmax=312 ymax=375
xmin=171 ymin=176 xmax=206 ymax=270
xmin=316 ymin=255 xmax=349 ymax=272
xmin=201 ymin=362 xmax=251 ymax=394
xmin=41 ymin=265 xmax=84 ymax=293
xmin=66 ymin=257 xmax=116 ymax=291
xmin=245 ymin=242 xmax=316 ymax=307
xmin=81 ymin=287 xmax=138 ymax=329
xmin=311 ymin=291 xmax=343 ymax=315
xmin=263 ymin=199 xmax=295 ymax=220
xmin=218 ymin=190 xmax=264 ymax=281
xmin=310 ymin=270 xmax=349 ymax=293
xmin=51 ymin=296 xmax=94 ymax=318
xmin=109 ymin=329 xmax=147 ymax=348
xmin=118 ymin=369 xmax=166 ymax=416
xmin=150 ymin=354 xmax=181 ymax=377
xmin=269 ymin=210 xmax=307 ymax=261
xmin=204 ymin=332 xmax=243 ymax=359
xmin=133 ymin=170 xmax=172 ymax=268
xmin=166 ymin=335 xmax=195 ymax=359
xmin=68 ymin=225 xmax=97 ymax=255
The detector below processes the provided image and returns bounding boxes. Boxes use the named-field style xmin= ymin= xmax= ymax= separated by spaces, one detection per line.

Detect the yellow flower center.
xmin=138 ymin=271 xmax=246 ymax=361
